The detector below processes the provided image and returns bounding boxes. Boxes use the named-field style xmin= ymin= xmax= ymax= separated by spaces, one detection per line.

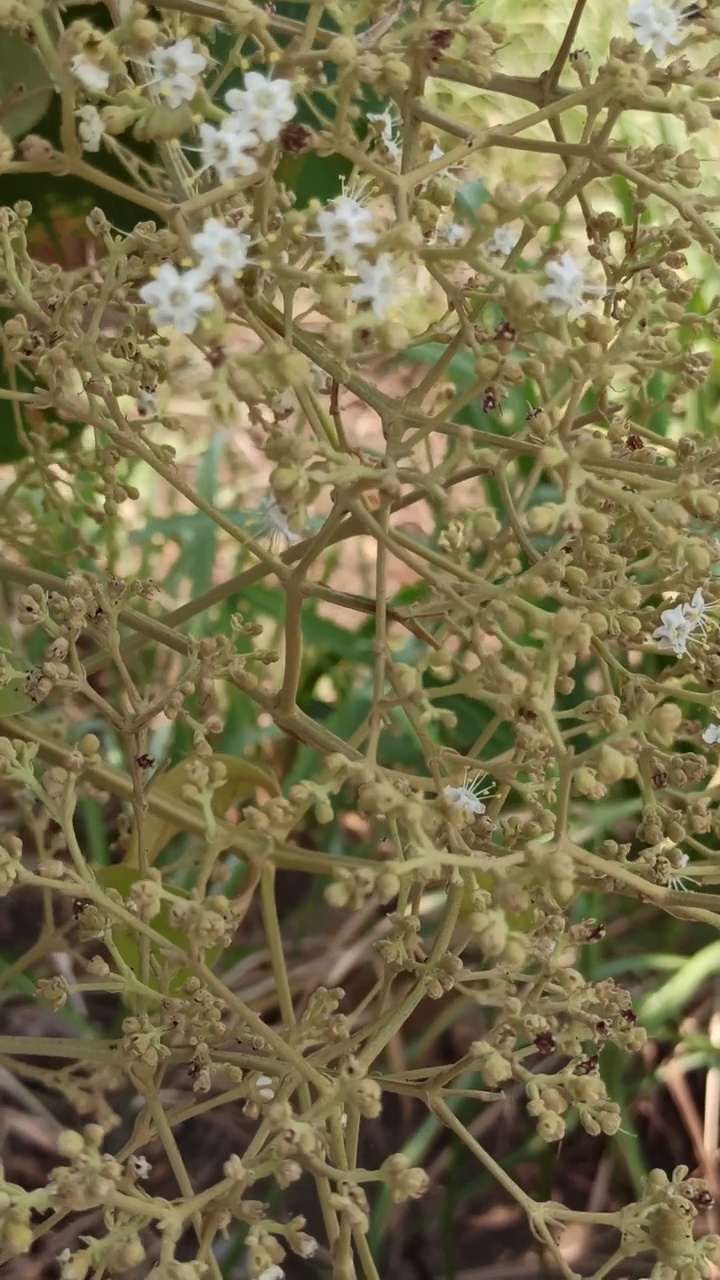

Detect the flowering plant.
xmin=4 ymin=0 xmax=720 ymax=1277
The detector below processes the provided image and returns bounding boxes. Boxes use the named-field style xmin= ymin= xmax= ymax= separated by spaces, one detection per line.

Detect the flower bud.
xmin=596 ymin=746 xmax=630 ymax=785
xmin=649 ymin=703 xmax=682 ymax=745
xmin=536 ymin=1110 xmax=565 ymax=1142
xmin=100 ymin=105 xmax=138 ymax=135
xmin=525 ymin=200 xmax=560 ymax=227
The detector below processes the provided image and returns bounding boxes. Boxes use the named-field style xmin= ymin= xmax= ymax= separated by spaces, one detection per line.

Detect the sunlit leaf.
xmin=125 ymin=753 xmax=280 ymax=867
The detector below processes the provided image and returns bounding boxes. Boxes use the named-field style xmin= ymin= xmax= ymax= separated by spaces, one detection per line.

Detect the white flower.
xmin=541 ymin=251 xmax=605 ymax=316
xmin=191 ymin=217 xmax=251 ymax=287
xmin=225 ymin=72 xmax=296 ymax=142
xmin=652 ymin=603 xmax=694 ymax=656
xmin=315 ymin=195 xmax=377 ymax=265
xmin=257 ymin=1268 xmax=284 ymax=1280
xmin=255 ymin=496 xmax=303 ymax=547
xmin=76 ymin=105 xmax=104 ymax=152
xmin=139 ymin=264 xmax=214 ymax=335
xmin=416 ymin=142 xmax=450 ymax=190
xmin=135 ymin=387 xmax=157 ymax=417
xmin=129 ymin=1153 xmax=152 ymax=1179
xmin=703 ymin=723 xmax=720 ymax=745
xmin=70 ymin=55 xmax=110 ymax=94
xmin=440 ymin=221 xmax=467 ymax=246
xmin=352 ymin=254 xmax=396 ymax=318
xmin=255 ymin=1073 xmax=276 ymax=1101
xmin=683 ymin=588 xmax=714 ymax=633
xmin=669 ymin=852 xmax=698 ymax=892
xmin=309 ymin=362 xmax=330 ymax=392
xmin=198 ymin=123 xmax=258 ymax=183
xmin=627 ymin=0 xmax=682 ymax=59
xmin=368 ymin=110 xmax=402 ymax=161
xmin=488 ymin=226 xmax=520 ymax=256
xmin=147 ymin=38 xmax=208 ymax=108
xmin=653 ymin=589 xmax=716 ymax=656
xmin=149 ymin=37 xmax=208 ymax=80
xmin=443 ymin=772 xmax=493 ymax=818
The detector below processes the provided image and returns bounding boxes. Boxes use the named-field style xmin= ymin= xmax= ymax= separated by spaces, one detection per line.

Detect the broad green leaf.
xmin=124 ymin=753 xmax=280 ymax=867
xmin=0 ymin=10 xmax=162 ymax=255
xmin=274 ymin=150 xmax=353 ymax=209
xmin=0 ymin=681 xmax=35 ymax=717
xmin=0 ymin=29 xmax=53 ymax=140
xmin=97 ymin=864 xmax=220 ymax=994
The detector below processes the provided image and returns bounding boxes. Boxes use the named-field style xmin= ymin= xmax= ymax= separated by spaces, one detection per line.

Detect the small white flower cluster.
xmin=255 ymin=1073 xmax=276 ymax=1101
xmin=145 ymin=37 xmax=208 ymax=109
xmin=352 ymin=254 xmax=396 ymax=318
xmin=191 ymin=218 xmax=251 ymax=288
xmin=138 ymin=216 xmax=251 ymax=333
xmin=367 ymin=108 xmax=449 ymax=183
xmin=70 ymin=54 xmax=111 ymax=95
xmin=69 ymin=41 xmax=297 ymax=185
xmin=71 ymin=36 xmax=209 ymax=101
xmin=440 ymin=221 xmax=468 ymax=247
xmin=627 ymin=0 xmax=682 ymax=60
xmin=199 ymin=73 xmax=296 ymax=182
xmin=540 ymin=252 xmax=606 ymax=316
xmin=76 ymin=105 xmax=104 ymax=152
xmin=653 ymin=588 xmax=714 ymax=657
xmin=368 ymin=109 xmax=402 ymax=161
xmin=488 ymin=226 xmax=520 ymax=257
xmin=310 ymin=189 xmax=397 ymax=318
xmin=315 ymin=195 xmax=377 ymax=266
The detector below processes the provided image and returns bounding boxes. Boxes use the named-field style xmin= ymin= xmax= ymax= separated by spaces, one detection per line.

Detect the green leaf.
xmin=454 ymin=178 xmax=490 ymax=226
xmin=0 ymin=681 xmax=35 ymax=717
xmin=0 ymin=622 xmax=34 ymax=716
xmin=0 ymin=29 xmax=53 ymax=140
xmin=124 ymin=753 xmax=280 ymax=868
xmin=180 ymin=435 xmax=224 ymax=598
xmin=639 ymin=940 xmax=720 ymax=1032
xmin=403 ymin=343 xmax=531 ymax=439
xmin=274 ymin=149 xmax=354 ymax=209
xmin=0 ymin=8 xmax=162 ymax=248
xmin=97 ymin=864 xmax=220 ymax=995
